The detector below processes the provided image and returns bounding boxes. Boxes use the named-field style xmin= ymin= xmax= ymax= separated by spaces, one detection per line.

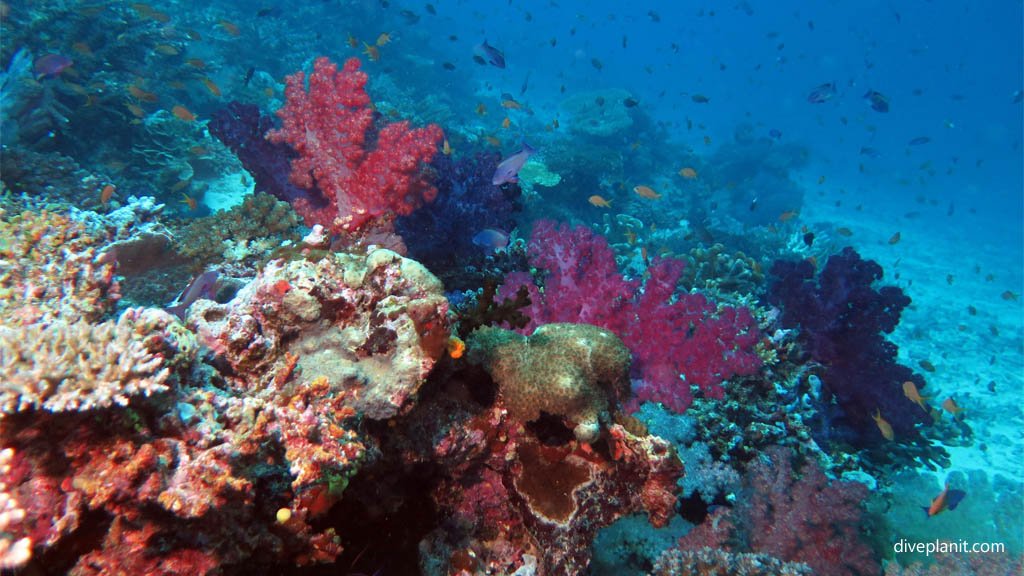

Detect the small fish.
xmin=678 ymin=167 xmax=697 ymax=179
xmin=908 ymin=136 xmax=931 ymax=146
xmin=244 ymin=67 xmax=255 ymax=86
xmin=501 ymin=98 xmax=521 ymax=109
xmin=919 ymin=360 xmax=936 ymax=372
xmin=942 ymin=397 xmax=964 ymax=417
xmin=860 ymin=146 xmax=881 ymax=158
xmin=803 ymin=232 xmax=815 ymax=247
xmin=219 ymin=20 xmax=241 ymax=36
xmin=189 ymin=145 xmax=210 ymax=156
xmin=376 ymin=32 xmax=392 ymax=46
xmin=201 ymin=77 xmax=221 ymax=97
xmin=186 ymin=58 xmax=206 ymax=68
xmin=442 ymin=138 xmax=451 ymax=155
xmin=425 ymin=4 xmax=436 ymax=15
xmin=362 ymin=42 xmax=380 ymax=61
xmin=703 ymin=135 xmax=712 ymax=146
xmin=256 ymin=6 xmax=283 ymax=18
xmin=72 ymin=42 xmax=93 ymax=56
xmin=400 ymin=9 xmax=420 ymax=24
xmin=1002 ymin=290 xmax=1019 ymax=301
xmin=818 ymin=175 xmax=826 ymax=184
xmin=484 ymin=135 xmax=501 ymax=147
xmin=167 ymin=270 xmax=220 ymax=319
xmin=100 ymin=184 xmax=116 ymax=203
xmin=33 ymin=53 xmax=73 ymax=79
xmin=472 ymin=228 xmax=510 ymax=251
xmin=347 ymin=34 xmax=359 ymax=48
xmin=588 ymin=195 xmax=611 ymax=207
xmin=476 ymin=102 xmax=486 ymax=116
xmin=128 ymin=85 xmax=159 ymax=102
xmin=903 ymin=381 xmax=931 ymax=412
xmin=443 ymin=61 xmax=455 ymax=71
xmin=125 ymin=102 xmax=147 ymax=118
xmin=180 ymin=192 xmax=198 ymax=210
xmin=864 ymin=90 xmax=890 ymax=113
xmin=154 ymin=44 xmax=179 ymax=56
xmin=623 ymin=97 xmax=638 ymax=108
xmin=633 ymin=185 xmax=661 ymax=200
xmin=888 ymin=232 xmax=901 ymax=245
xmin=924 ymin=483 xmax=966 ymax=517
xmin=778 ymin=211 xmax=798 ymax=222
xmin=474 ymin=39 xmax=505 ymax=68
xmin=591 ymin=57 xmax=603 ymax=71
xmin=807 ymin=82 xmax=836 ymax=103
xmin=501 ymin=117 xmax=511 ymax=129
xmin=768 ymin=128 xmax=782 ymax=140
xmin=492 ymin=139 xmax=536 ymax=185
xmin=691 ymin=94 xmax=710 ymax=103
xmin=172 ymin=105 xmax=196 ymax=122
xmin=871 ymin=409 xmax=894 ymax=441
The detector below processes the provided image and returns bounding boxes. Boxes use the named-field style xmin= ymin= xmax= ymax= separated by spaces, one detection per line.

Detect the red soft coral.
xmin=499 ymin=220 xmax=761 ymax=413
xmin=267 ymin=56 xmax=443 ymax=233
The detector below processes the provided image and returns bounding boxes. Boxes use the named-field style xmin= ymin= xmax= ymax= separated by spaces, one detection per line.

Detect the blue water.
xmin=1 ymin=1 xmax=1022 ymax=575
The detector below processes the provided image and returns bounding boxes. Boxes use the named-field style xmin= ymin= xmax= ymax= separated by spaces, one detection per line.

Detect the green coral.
xmin=680 ymin=243 xmax=765 ymax=298
xmin=466 ymin=323 xmax=631 ymax=443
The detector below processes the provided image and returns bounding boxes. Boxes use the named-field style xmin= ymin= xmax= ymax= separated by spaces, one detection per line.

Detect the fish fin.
xmin=521 ymin=137 xmax=536 ymax=154
xmin=922 ymin=506 xmax=932 ymax=518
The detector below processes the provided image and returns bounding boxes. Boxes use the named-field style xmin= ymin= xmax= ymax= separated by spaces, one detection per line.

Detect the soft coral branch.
xmin=266 ymin=57 xmax=443 ymax=233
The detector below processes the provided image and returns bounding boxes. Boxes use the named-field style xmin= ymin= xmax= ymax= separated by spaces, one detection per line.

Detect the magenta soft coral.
xmin=266 ymin=56 xmax=443 ymax=233
xmin=499 ymin=220 xmax=761 ymax=413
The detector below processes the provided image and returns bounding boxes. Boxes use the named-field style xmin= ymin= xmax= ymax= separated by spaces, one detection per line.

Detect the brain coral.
xmin=466 ymin=323 xmax=631 ymax=443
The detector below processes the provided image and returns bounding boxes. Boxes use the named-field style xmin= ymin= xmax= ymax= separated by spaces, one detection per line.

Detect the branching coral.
xmin=0 ymin=307 xmax=183 ymax=414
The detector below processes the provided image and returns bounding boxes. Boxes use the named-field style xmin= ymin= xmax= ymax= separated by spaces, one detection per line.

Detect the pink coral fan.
xmin=499 ymin=220 xmax=761 ymax=413
xmin=266 ymin=56 xmax=444 ymax=234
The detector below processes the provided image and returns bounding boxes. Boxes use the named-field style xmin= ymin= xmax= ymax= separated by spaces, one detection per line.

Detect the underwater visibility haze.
xmin=0 ymin=0 xmax=1022 ymax=574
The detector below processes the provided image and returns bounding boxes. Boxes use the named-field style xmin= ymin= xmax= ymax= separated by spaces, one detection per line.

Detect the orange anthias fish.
xmin=442 ymin=138 xmax=451 ymax=155
xmin=501 ymin=117 xmax=511 ymax=129
xmin=447 ymin=335 xmax=465 ymax=359
xmin=219 ymin=19 xmax=241 ymax=36
xmin=634 ymin=185 xmax=661 ymax=199
xmin=347 ymin=34 xmax=359 ymax=48
xmin=100 ymin=184 xmax=115 ymax=203
xmin=171 ymin=105 xmax=196 ymax=122
xmin=180 ymin=192 xmax=197 ymax=211
xmin=779 ymin=210 xmax=799 ymax=222
xmin=871 ymin=409 xmax=894 ymax=441
xmin=376 ymin=32 xmax=392 ymax=46
xmin=588 ymin=195 xmax=611 ymax=208
xmin=902 ymin=381 xmax=931 ymax=412
xmin=501 ymin=98 xmax=521 ymax=109
xmin=201 ymin=77 xmax=221 ymax=97
xmin=924 ymin=483 xmax=966 ymax=518
xmin=679 ymin=167 xmax=698 ymax=179
xmin=942 ymin=397 xmax=964 ymax=418
xmin=888 ymin=231 xmax=901 ymax=245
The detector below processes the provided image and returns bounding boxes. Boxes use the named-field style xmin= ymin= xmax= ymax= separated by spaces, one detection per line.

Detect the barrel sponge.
xmin=466 ymin=323 xmax=632 ymax=443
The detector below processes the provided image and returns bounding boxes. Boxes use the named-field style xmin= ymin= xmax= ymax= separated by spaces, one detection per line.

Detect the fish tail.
xmin=922 ymin=506 xmax=932 ymax=518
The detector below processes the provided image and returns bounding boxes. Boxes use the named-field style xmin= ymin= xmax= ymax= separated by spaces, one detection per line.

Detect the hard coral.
xmin=266 ymin=57 xmax=443 ymax=234
xmin=189 ymin=248 xmax=450 ymax=419
xmin=0 ymin=307 xmax=184 ymax=414
xmin=466 ymin=323 xmax=631 ymax=443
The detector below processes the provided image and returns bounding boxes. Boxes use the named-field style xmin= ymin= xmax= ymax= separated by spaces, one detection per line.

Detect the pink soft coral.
xmin=266 ymin=56 xmax=443 ymax=233
xmin=499 ymin=220 xmax=761 ymax=413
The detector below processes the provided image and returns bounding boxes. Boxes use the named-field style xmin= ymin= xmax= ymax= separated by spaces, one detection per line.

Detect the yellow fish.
xmin=633 ymin=185 xmax=661 ymax=199
xmin=902 ymin=381 xmax=930 ymax=412
xmin=442 ymin=138 xmax=451 ymax=155
xmin=588 ymin=195 xmax=611 ymax=207
xmin=501 ymin=117 xmax=511 ymax=129
xmin=871 ymin=409 xmax=894 ymax=441
xmin=376 ymin=32 xmax=392 ymax=46
xmin=362 ymin=42 xmax=380 ymax=61
xmin=942 ymin=398 xmax=964 ymax=418
xmin=679 ymin=167 xmax=698 ymax=179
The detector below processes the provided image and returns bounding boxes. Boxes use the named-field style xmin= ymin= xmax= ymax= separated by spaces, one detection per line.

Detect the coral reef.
xmin=769 ymin=248 xmax=939 ymax=458
xmin=500 ymin=220 xmax=761 ymax=413
xmin=679 ymin=243 xmax=765 ymax=298
xmin=651 ymin=547 xmax=813 ymax=576
xmin=467 ymin=323 xmax=632 ymax=443
xmin=0 ymin=307 xmax=184 ymax=414
xmin=266 ymin=57 xmax=444 ymax=234
xmin=172 ymin=192 xmax=301 ymax=270
xmin=560 ymin=89 xmax=636 ymax=137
